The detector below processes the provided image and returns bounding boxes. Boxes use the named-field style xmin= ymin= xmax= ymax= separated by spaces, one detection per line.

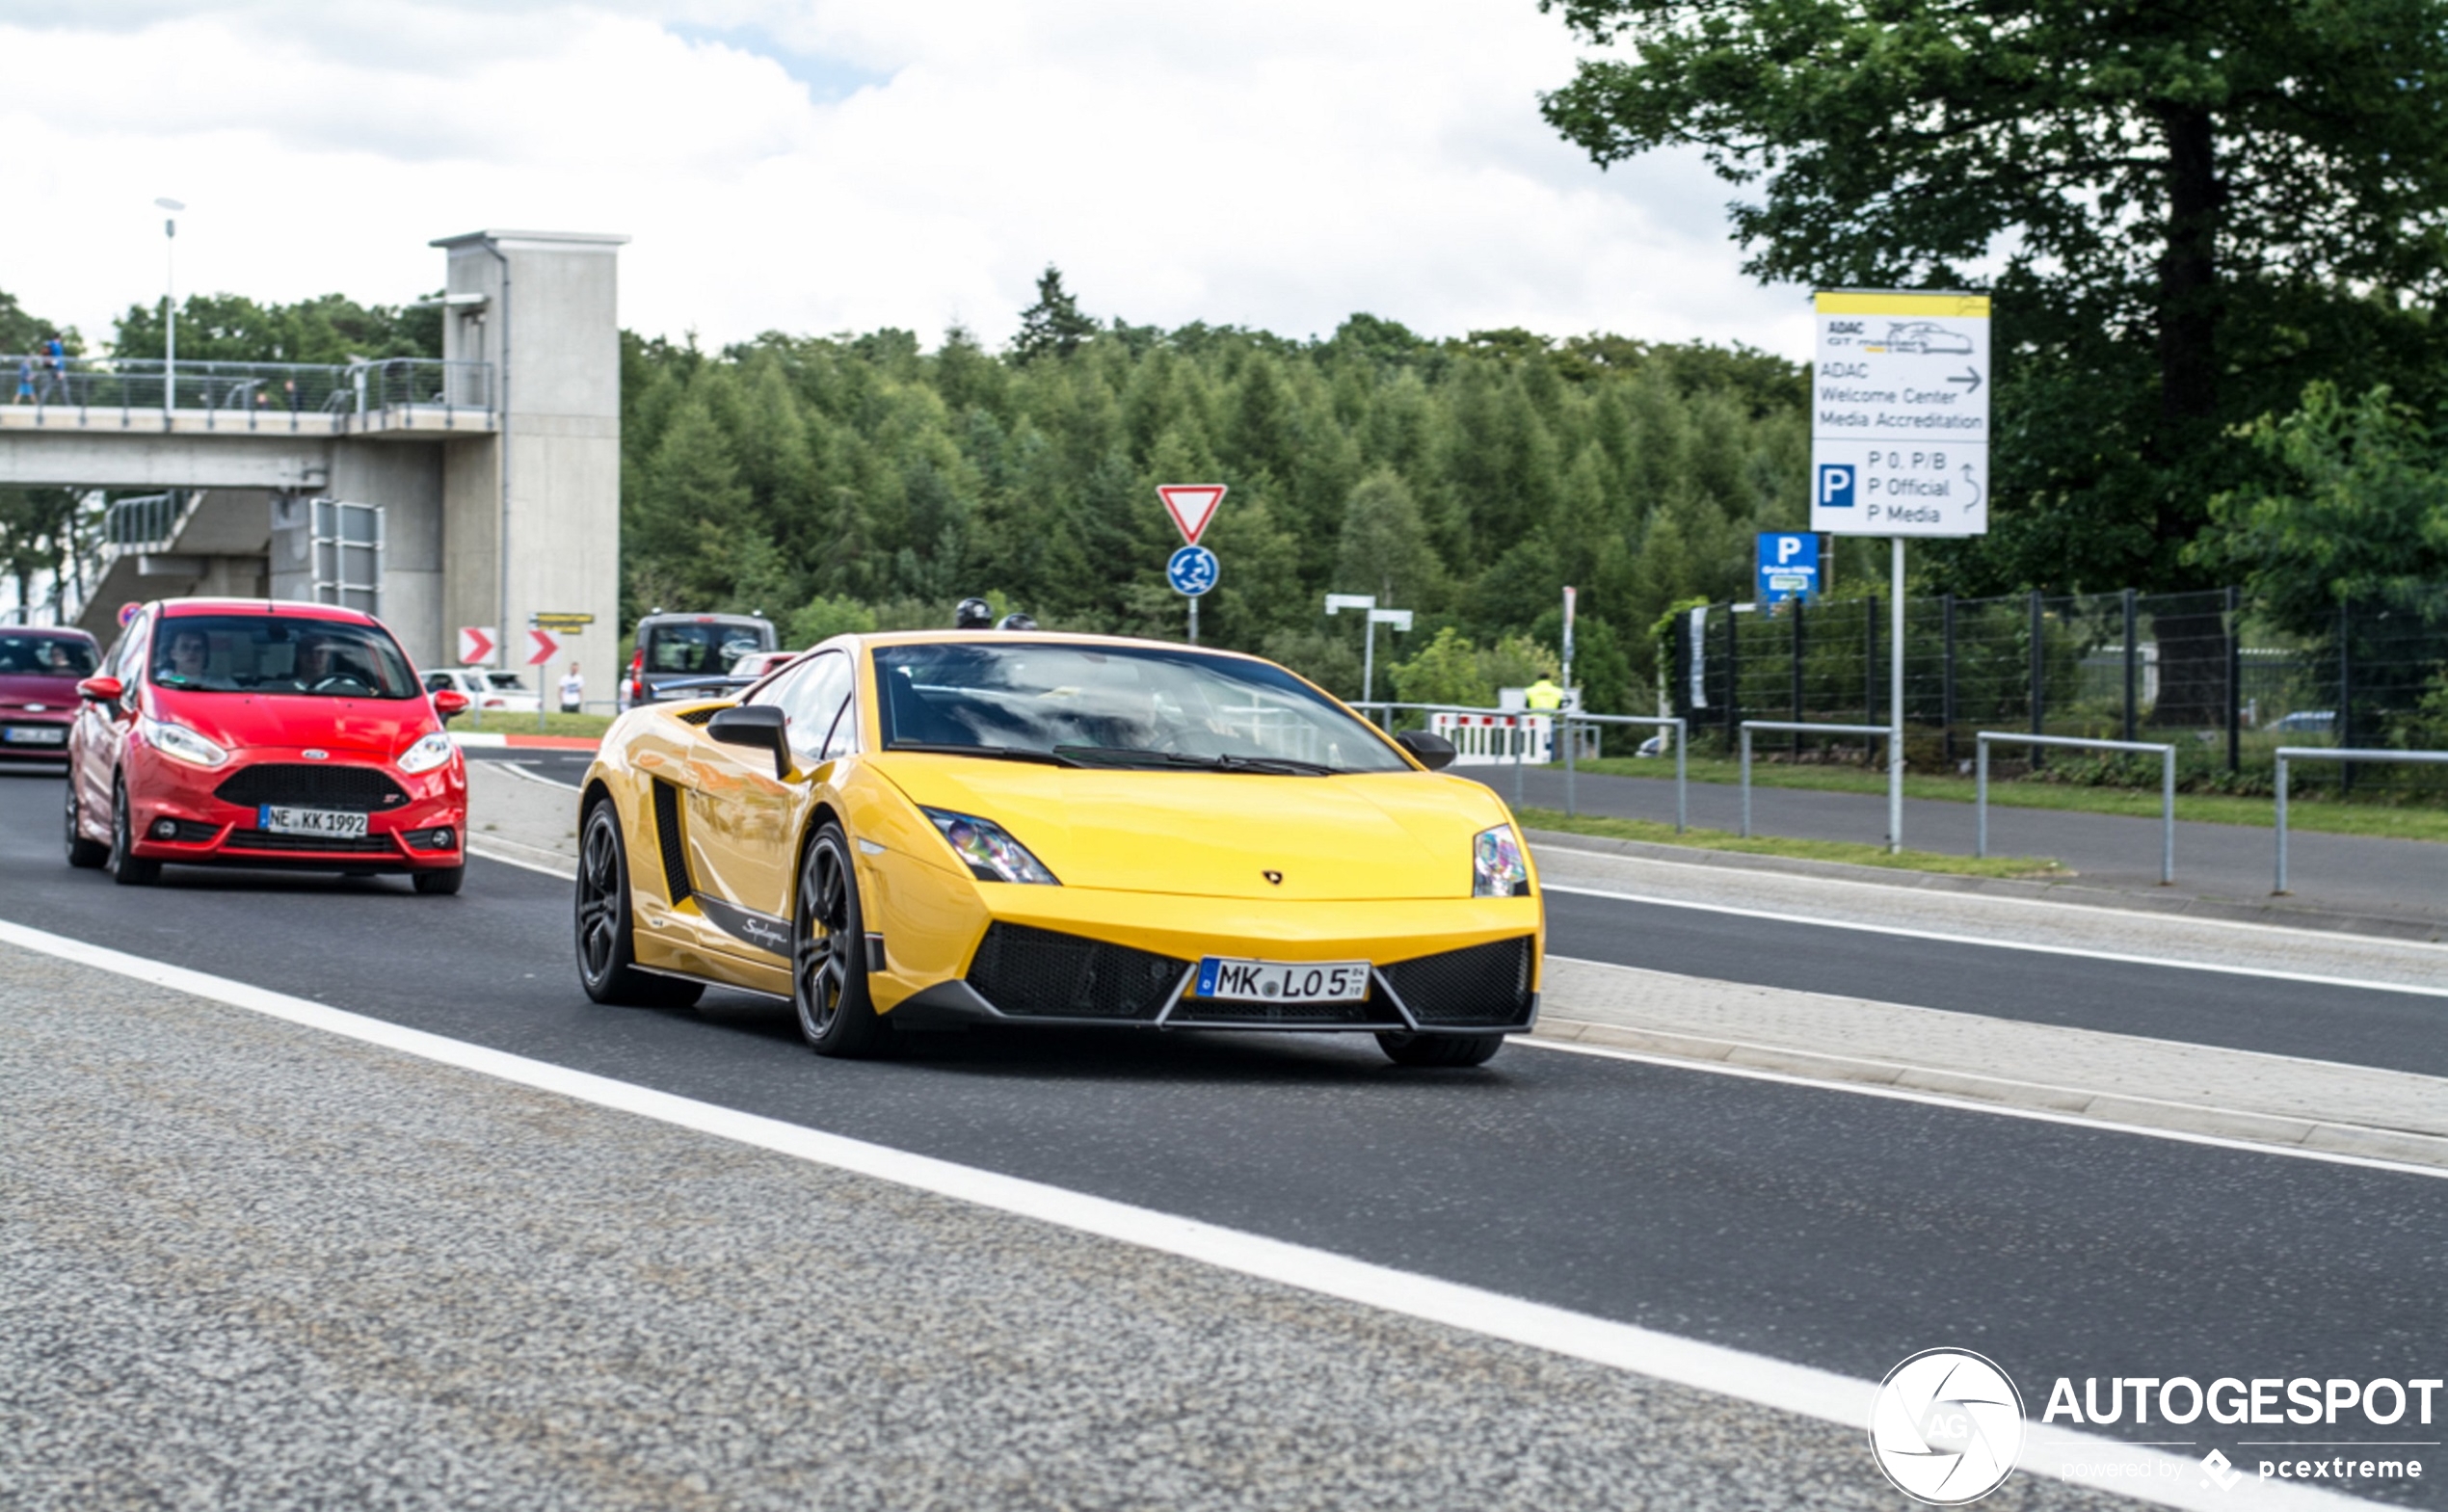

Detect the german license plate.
xmin=258 ymin=805 xmax=368 ymax=840
xmin=1195 ymin=956 xmax=1370 ymax=1004
xmin=3 ymin=725 xmax=65 ymax=745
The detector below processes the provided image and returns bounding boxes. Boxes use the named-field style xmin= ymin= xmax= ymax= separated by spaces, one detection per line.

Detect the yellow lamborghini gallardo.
xmin=573 ymin=631 xmax=1542 ymax=1065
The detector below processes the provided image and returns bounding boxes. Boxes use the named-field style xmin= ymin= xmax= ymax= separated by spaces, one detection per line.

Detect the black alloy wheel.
xmin=1375 ymin=1030 xmax=1504 ymax=1068
xmin=65 ymin=786 xmax=107 ymax=868
xmin=106 ymin=776 xmax=160 ymax=887
xmin=574 ymin=800 xmax=702 ymax=1008
xmin=792 ymin=822 xmax=887 ymax=1057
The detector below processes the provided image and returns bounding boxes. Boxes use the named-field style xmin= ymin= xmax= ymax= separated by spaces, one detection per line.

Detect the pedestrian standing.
xmin=558 ymin=660 xmax=584 ymax=714
xmin=13 ymin=355 xmax=33 ymax=406
xmin=40 ymin=333 xmax=67 ymax=404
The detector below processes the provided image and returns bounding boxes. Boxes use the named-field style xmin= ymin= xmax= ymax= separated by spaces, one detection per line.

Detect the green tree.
xmin=1538 ymin=0 xmax=2448 ymax=599
xmin=1331 ymin=468 xmax=1442 ymax=610
xmin=1012 ymin=265 xmax=1098 ymax=364
xmin=2196 ymin=384 xmax=2448 ymax=636
xmin=1391 ymin=627 xmax=1496 ymax=708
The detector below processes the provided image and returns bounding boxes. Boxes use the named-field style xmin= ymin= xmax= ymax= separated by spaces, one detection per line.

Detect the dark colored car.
xmin=622 ymin=613 xmax=777 ymax=707
xmin=67 ymin=598 xmax=470 ymax=892
xmin=0 ymin=626 xmax=102 ymax=764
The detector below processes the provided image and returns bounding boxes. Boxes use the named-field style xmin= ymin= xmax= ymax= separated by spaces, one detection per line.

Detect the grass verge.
xmin=453 ymin=709 xmax=615 ymax=740
xmin=1565 ymin=756 xmax=2448 ymax=843
xmin=1516 ymin=806 xmax=2066 ymax=880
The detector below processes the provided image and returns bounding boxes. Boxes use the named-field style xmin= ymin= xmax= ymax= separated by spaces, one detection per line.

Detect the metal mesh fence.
xmin=1671 ymin=585 xmax=2448 ymax=797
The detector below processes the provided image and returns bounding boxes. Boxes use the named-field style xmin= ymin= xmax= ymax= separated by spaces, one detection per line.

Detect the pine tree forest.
xmin=620 ymin=279 xmax=1810 ymax=716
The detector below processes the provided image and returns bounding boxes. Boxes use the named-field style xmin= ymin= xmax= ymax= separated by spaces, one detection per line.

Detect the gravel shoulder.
xmin=0 ymin=939 xmax=2151 ymax=1512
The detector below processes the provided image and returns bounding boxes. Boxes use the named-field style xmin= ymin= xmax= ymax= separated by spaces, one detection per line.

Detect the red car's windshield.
xmin=0 ymin=633 xmax=98 ymax=677
xmin=151 ymin=615 xmax=420 ymax=700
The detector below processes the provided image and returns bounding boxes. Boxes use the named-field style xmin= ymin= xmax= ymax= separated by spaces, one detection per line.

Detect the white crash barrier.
xmin=1429 ymin=711 xmax=1553 ymax=767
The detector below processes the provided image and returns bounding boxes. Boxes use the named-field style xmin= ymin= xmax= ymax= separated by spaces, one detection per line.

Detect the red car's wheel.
xmin=65 ymin=785 xmax=107 ymax=869
xmin=106 ymin=775 xmax=160 ymax=887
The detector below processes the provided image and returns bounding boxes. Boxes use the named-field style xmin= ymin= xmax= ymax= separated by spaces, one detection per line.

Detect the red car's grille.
xmin=214 ymin=763 xmax=411 ymax=812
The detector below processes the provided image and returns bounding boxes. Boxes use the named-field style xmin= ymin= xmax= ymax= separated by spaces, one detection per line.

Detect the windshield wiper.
xmin=1054 ymin=746 xmax=1336 ymax=776
xmin=887 ymin=742 xmax=1083 ymax=767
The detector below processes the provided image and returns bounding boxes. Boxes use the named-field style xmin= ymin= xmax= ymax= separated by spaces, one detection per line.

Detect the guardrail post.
xmin=1673 ymin=717 xmax=1688 ymax=835
xmin=2275 ymin=752 xmax=2290 ymax=894
xmin=1976 ymin=734 xmax=1989 ymax=859
xmin=1740 ymin=724 xmax=1754 ymax=838
xmin=2160 ymin=743 xmax=2175 ymax=886
xmin=1562 ymin=712 xmax=1577 ymax=819
xmin=1511 ymin=716 xmax=1525 ymax=810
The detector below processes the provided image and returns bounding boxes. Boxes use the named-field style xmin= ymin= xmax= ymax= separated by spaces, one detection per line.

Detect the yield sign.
xmin=526 ymin=627 xmax=562 ymax=667
xmin=1157 ymin=484 xmax=1227 ymax=547
xmin=457 ymin=625 xmax=497 ymax=665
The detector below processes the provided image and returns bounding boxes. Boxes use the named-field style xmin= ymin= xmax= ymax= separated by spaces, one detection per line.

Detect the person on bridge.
xmin=1524 ymin=676 xmax=1566 ymax=711
xmin=13 ymin=355 xmax=34 ymax=406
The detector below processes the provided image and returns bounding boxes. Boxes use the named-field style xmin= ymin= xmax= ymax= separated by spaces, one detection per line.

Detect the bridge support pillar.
xmin=434 ymin=229 xmax=628 ymax=705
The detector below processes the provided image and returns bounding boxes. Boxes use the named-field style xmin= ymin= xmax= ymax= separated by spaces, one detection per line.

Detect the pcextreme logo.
xmin=1869 ymin=1349 xmax=2026 ymax=1504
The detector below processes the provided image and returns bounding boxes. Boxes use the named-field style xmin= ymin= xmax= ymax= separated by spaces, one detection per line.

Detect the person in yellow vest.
xmin=1524 ymin=676 xmax=1565 ymax=711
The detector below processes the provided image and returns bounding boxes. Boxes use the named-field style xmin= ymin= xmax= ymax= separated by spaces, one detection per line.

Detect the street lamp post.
xmin=154 ymin=198 xmax=184 ymax=417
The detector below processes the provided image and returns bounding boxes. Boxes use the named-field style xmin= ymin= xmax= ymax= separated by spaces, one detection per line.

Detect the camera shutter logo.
xmin=1868 ymin=1348 xmax=2025 ymax=1504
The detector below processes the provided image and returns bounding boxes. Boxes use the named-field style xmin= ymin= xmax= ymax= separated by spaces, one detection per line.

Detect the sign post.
xmin=525 ymin=623 xmax=564 ymax=732
xmin=1323 ymin=594 xmax=1411 ymax=708
xmin=1158 ymin=485 xmax=1227 ymax=644
xmin=1811 ymin=290 xmax=1992 ymax=852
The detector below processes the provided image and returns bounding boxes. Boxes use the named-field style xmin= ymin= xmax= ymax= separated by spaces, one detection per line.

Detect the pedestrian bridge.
xmin=0 ymin=357 xmax=494 ymax=491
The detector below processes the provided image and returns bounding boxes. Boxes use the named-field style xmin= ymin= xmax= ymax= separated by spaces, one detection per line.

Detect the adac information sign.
xmin=1810 ymin=291 xmax=1990 ymax=538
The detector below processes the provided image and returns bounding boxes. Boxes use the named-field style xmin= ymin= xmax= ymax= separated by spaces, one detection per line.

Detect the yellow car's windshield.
xmin=873 ymin=641 xmax=1410 ymax=775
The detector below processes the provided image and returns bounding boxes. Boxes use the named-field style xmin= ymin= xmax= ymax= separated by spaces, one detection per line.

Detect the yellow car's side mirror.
xmin=707 ymin=703 xmax=792 ymax=781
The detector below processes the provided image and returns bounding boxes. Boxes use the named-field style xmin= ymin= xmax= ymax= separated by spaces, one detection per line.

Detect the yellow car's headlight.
xmin=1472 ymin=824 xmax=1529 ymax=897
xmin=138 ymin=713 xmax=230 ymax=768
xmin=924 ymin=808 xmax=1060 ymax=886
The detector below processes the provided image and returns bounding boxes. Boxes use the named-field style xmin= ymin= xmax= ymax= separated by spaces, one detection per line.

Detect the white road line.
xmin=1514 ymin=1034 xmax=2448 ymax=1181
xmin=466 ymin=843 xmax=576 ymax=881
xmin=490 ymin=760 xmax=584 ymax=793
xmin=1544 ymin=883 xmax=2448 ymax=998
xmin=1538 ymin=839 xmax=2448 ymax=950
xmin=0 ymin=916 xmax=2367 ymax=1512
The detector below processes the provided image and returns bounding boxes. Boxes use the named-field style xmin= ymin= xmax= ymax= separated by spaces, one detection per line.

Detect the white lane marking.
xmin=1516 ymin=1034 xmax=2448 ymax=1181
xmin=466 ymin=844 xmax=575 ymax=881
xmin=490 ymin=760 xmax=584 ymax=793
xmin=1536 ymin=838 xmax=2448 ymax=951
xmin=0 ymin=919 xmax=2355 ymax=1512
xmin=1544 ymin=883 xmax=2448 ymax=998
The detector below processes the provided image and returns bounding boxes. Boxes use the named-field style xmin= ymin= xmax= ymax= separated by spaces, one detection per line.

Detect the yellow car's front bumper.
xmin=871 ymin=871 xmax=1542 ymax=1034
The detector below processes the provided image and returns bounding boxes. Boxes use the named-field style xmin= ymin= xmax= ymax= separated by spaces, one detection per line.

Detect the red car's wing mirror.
xmin=432 ymin=688 xmax=471 ymax=716
xmin=76 ymin=676 xmax=123 ymax=704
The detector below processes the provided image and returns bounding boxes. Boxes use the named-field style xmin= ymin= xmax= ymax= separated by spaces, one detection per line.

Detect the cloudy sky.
xmin=0 ymin=1 xmax=1812 ymax=358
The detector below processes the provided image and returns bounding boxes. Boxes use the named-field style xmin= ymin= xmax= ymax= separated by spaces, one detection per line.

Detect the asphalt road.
xmin=1 ymin=765 xmax=2441 ymax=1506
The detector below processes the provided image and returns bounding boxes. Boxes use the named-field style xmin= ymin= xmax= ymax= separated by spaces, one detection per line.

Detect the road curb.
xmin=1532 ymin=1015 xmax=2448 ymax=1170
xmin=1521 ymin=828 xmax=2448 ymax=943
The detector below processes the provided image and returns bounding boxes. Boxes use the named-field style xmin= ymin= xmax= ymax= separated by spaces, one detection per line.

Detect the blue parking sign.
xmin=1816 ymin=463 xmax=1855 ymax=510
xmin=1756 ymin=532 xmax=1821 ymax=603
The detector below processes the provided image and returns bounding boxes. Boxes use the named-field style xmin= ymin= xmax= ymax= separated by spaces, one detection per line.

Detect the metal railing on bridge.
xmin=104 ymin=491 xmax=194 ymax=552
xmin=2 ymin=355 xmax=492 ymax=432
